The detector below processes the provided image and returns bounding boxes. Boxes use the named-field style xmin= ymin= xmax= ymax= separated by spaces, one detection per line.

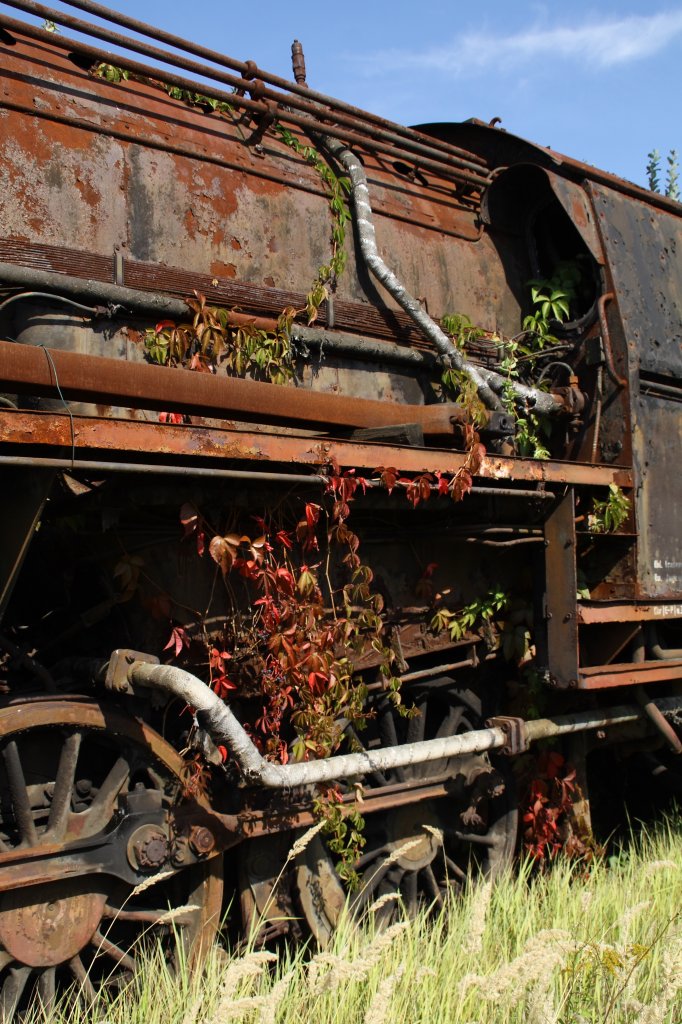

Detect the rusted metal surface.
xmin=0 ymin=339 xmax=472 ymax=435
xmin=578 ymin=602 xmax=682 ymax=624
xmin=0 ymin=9 xmax=488 ymax=192
xmin=543 ymin=490 xmax=579 ymax=688
xmin=0 ymin=28 xmax=518 ymax=331
xmin=421 ymin=118 xmax=682 ymax=218
xmin=0 ymin=410 xmax=633 ymax=487
xmin=0 ymin=699 xmax=222 ymax=996
xmin=0 ymin=238 xmax=474 ymax=347
xmin=578 ymin=661 xmax=682 ymax=690
xmin=587 ymin=183 xmax=682 ymax=600
xmin=57 ymin=0 xmax=489 ymax=172
xmin=3 ymin=0 xmax=490 ymax=187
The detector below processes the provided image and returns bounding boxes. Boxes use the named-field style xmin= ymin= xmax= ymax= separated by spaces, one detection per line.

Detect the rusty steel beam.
xmin=233 ymin=777 xmax=455 ymax=839
xmin=578 ymin=660 xmax=682 ymax=690
xmin=0 ymin=410 xmax=634 ymax=487
xmin=578 ymin=603 xmax=682 ymax=624
xmin=0 ymin=340 xmax=467 ymax=435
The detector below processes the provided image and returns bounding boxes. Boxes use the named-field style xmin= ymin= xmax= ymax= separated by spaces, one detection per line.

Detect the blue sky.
xmin=7 ymin=0 xmax=681 ymax=188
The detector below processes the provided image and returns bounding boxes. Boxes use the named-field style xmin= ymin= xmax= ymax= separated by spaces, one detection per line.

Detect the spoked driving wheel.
xmin=0 ymin=699 xmax=222 ymax=1019
xmin=295 ymin=687 xmax=517 ymax=943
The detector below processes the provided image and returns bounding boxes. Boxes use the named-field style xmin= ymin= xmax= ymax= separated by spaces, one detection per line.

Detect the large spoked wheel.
xmin=295 ymin=687 xmax=517 ymax=943
xmin=0 ymin=699 xmax=223 ymax=1018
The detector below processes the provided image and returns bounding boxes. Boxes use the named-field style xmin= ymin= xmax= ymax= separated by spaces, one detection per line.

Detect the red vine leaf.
xmin=209 ymin=535 xmax=237 ymax=574
xmin=375 ymin=466 xmax=398 ymax=494
xmin=164 ymin=625 xmax=190 ymax=658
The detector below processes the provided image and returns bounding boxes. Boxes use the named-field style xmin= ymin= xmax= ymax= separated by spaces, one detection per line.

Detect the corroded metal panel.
xmin=587 ymin=184 xmax=682 ymax=599
xmin=588 ymin=184 xmax=682 ymax=380
xmin=0 ymin=29 xmax=521 ymax=335
xmin=632 ymin=391 xmax=682 ymax=598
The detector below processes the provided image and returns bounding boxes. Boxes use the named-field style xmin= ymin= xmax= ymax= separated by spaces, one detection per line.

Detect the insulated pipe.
xmin=0 ymin=262 xmax=434 ymax=370
xmin=127 ymin=662 xmax=682 ymax=788
xmin=0 ymin=261 xmax=189 ymax=318
xmin=317 ymin=135 xmax=502 ymax=411
xmin=317 ymin=136 xmax=562 ymax=416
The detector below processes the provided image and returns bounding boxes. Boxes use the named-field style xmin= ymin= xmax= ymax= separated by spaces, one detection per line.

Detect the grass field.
xmin=41 ymin=818 xmax=682 ymax=1024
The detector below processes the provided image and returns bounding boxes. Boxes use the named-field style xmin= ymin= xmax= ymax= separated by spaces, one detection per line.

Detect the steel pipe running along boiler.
xmin=126 ymin=661 xmax=682 ymax=789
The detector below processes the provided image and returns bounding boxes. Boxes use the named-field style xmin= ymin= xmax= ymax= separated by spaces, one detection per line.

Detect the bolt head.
xmin=188 ymin=825 xmax=215 ymax=857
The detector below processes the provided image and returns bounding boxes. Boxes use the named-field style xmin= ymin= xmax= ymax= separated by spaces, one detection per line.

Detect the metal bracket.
xmin=105 ymin=648 xmax=159 ymax=695
xmin=485 ymin=715 xmax=529 ymax=755
xmin=113 ymin=245 xmax=125 ymax=286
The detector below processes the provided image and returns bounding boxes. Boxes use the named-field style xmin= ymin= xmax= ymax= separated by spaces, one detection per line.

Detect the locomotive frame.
xmin=0 ymin=0 xmax=681 ymax=1013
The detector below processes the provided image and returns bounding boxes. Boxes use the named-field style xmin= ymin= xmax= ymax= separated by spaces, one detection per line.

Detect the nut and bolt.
xmin=128 ymin=825 xmax=170 ymax=870
xmin=188 ymin=825 xmax=216 ymax=857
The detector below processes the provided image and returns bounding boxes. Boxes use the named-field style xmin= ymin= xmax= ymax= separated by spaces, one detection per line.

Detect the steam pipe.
xmin=0 ymin=457 xmax=555 ymax=503
xmin=0 ymin=262 xmax=436 ymax=369
xmin=317 ymin=136 xmax=501 ymax=410
xmin=597 ymin=292 xmax=627 ymax=389
xmin=127 ymin=661 xmax=682 ymax=788
xmin=53 ymin=0 xmax=489 ymax=172
xmin=2 ymin=0 xmax=489 ymax=182
xmin=0 ymin=456 xmax=325 ymax=486
xmin=0 ymin=11 xmax=488 ymax=190
xmin=0 ymin=260 xmax=188 ymax=318
xmin=317 ymin=135 xmax=561 ymax=415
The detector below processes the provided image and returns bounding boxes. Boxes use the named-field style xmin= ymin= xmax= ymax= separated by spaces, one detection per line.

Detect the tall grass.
xmin=37 ymin=818 xmax=682 ymax=1024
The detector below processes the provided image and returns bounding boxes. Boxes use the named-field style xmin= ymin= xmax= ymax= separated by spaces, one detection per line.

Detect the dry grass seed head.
xmin=634 ymin=931 xmax=682 ymax=1024
xmin=363 ymin=964 xmax=405 ymax=1024
xmin=382 ymin=837 xmax=425 ymax=870
xmin=256 ymin=967 xmax=299 ymax=1024
xmin=463 ymin=880 xmax=493 ymax=957
xmin=308 ymin=922 xmax=410 ymax=995
xmin=367 ymin=892 xmax=400 ymax=915
xmin=616 ymin=900 xmax=650 ymax=947
xmin=287 ymin=821 xmax=326 ymax=862
xmin=155 ymin=904 xmax=200 ymax=925
xmin=458 ymin=929 xmax=573 ymax=1003
xmin=131 ymin=869 xmax=177 ymax=896
xmin=647 ymin=860 xmax=677 ymax=872
xmin=207 ymin=949 xmax=280 ymax=1022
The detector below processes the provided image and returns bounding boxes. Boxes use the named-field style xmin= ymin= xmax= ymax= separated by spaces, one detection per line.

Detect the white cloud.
xmin=359 ymin=11 xmax=682 ymax=76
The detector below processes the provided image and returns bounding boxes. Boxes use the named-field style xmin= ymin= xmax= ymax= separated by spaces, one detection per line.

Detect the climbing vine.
xmin=275 ymin=125 xmax=351 ymax=323
xmin=144 ymin=292 xmax=296 ymax=385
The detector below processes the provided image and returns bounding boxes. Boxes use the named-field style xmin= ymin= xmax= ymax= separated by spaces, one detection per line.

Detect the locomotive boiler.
xmin=0 ymin=0 xmax=681 ymax=1014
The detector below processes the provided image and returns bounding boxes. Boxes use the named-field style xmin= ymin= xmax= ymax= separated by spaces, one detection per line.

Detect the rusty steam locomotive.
xmin=0 ymin=0 xmax=681 ymax=1014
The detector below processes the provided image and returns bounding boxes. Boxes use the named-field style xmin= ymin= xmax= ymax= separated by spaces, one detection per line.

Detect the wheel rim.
xmin=0 ymin=699 xmax=222 ymax=1018
xmin=295 ymin=687 xmax=517 ymax=943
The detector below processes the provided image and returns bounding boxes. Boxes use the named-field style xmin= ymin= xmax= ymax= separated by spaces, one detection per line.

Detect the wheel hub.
xmin=0 ymin=880 xmax=106 ymax=967
xmin=386 ymin=803 xmax=441 ymax=870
